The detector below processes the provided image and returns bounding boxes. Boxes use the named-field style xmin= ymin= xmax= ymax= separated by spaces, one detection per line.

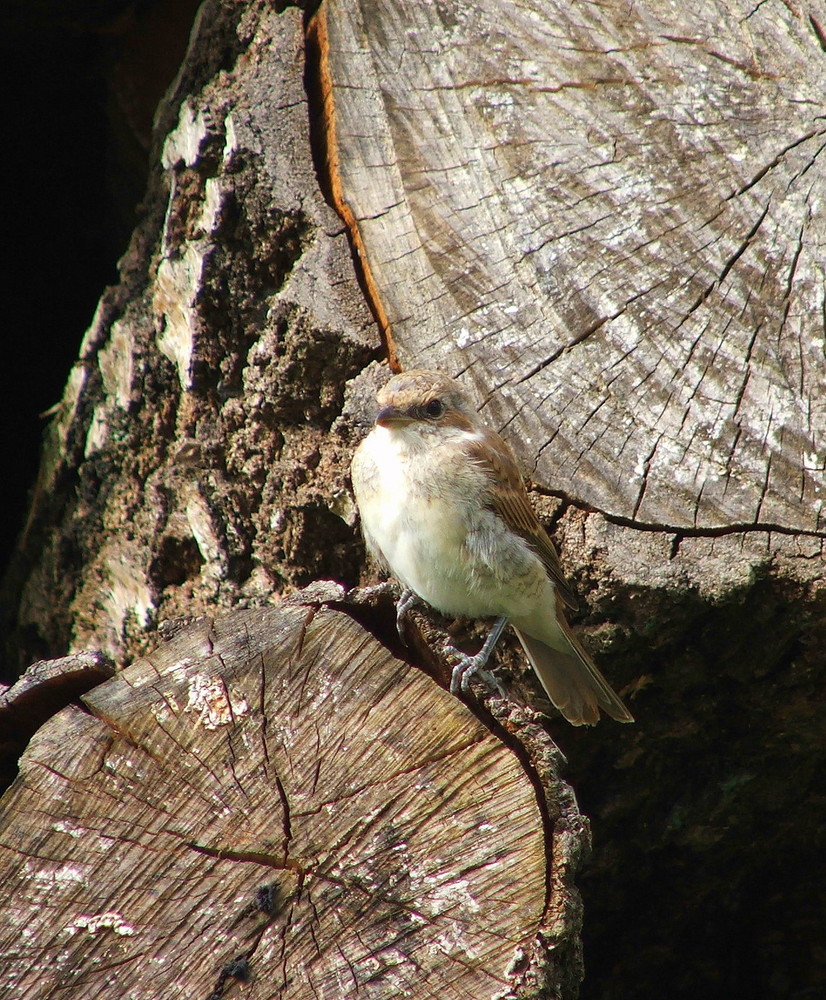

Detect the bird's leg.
xmin=448 ymin=616 xmax=509 ymax=697
xmin=395 ymin=588 xmax=423 ymax=644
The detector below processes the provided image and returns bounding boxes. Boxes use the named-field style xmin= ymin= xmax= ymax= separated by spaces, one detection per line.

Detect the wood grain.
xmin=0 ymin=605 xmax=554 ymax=999
xmin=318 ymin=0 xmax=826 ymax=534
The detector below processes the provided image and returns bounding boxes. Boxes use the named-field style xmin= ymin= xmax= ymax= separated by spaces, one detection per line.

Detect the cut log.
xmin=315 ymin=0 xmax=826 ymax=537
xmin=0 ymin=595 xmax=586 ymax=999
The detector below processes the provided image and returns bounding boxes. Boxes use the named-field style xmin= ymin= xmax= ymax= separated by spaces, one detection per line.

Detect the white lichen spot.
xmin=429 ymin=879 xmax=480 ymax=917
xmin=65 ymin=912 xmax=136 ymax=937
xmin=455 ymin=327 xmax=473 ymax=349
xmin=431 ymin=922 xmax=480 ymax=959
xmin=161 ymin=98 xmax=213 ymax=170
xmin=223 ymin=113 xmax=238 ymax=163
xmin=52 ymin=821 xmax=83 ymax=838
xmin=105 ymin=549 xmax=155 ymax=631
xmin=487 ymin=90 xmax=515 ymax=107
xmin=37 ymin=362 xmax=89 ymax=498
xmin=198 ymin=177 xmax=225 ymax=236
xmin=153 ymin=246 xmax=202 ymax=390
xmin=97 ymin=320 xmax=135 ymax=410
xmin=329 ymin=489 xmax=358 ymax=527
xmin=84 ymin=405 xmax=110 ymax=458
xmin=164 ymin=657 xmax=197 ymax=685
xmin=185 ymin=494 xmax=224 ymax=574
xmin=184 ymin=674 xmax=249 ymax=730
xmin=505 ymin=945 xmax=527 ymax=978
xmin=161 ymin=693 xmax=180 ymax=714
xmin=24 ymin=861 xmax=85 ymax=885
xmin=151 ymin=695 xmax=178 ymax=724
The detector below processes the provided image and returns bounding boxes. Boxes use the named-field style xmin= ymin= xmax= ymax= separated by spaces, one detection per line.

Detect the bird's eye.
xmin=424 ymin=398 xmax=443 ymax=418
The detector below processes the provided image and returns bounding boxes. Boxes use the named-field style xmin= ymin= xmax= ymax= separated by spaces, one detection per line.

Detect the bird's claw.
xmin=446 ymin=615 xmax=509 ymax=697
xmin=446 ymin=647 xmax=506 ymax=698
xmin=395 ymin=588 xmax=422 ymax=645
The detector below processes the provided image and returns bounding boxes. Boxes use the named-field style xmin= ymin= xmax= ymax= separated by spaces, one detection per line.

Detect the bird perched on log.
xmin=351 ymin=369 xmax=633 ymax=726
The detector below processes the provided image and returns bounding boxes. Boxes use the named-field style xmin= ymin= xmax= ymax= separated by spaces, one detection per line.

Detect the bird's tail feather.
xmin=514 ymin=628 xmax=634 ymax=726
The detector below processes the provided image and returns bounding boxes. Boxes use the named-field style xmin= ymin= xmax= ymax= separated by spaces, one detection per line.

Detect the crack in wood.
xmin=725 ymin=129 xmax=825 ymax=201
xmin=274 ymin=773 xmax=292 ymax=861
xmin=754 ymin=449 xmax=774 ymax=525
xmin=631 ymin=432 xmax=665 ymax=521
xmin=412 ymin=76 xmax=635 ymax=94
xmin=304 ymin=7 xmax=398 ymax=370
xmin=810 ymin=13 xmax=826 ymax=51
xmin=527 ymin=484 xmax=826 ymax=540
xmin=731 ymin=323 xmax=761 ymax=424
xmin=257 ymin=652 xmax=270 ymax=771
xmin=515 ymin=308 xmax=626 ymax=383
xmin=186 ymin=841 xmax=310 ymax=874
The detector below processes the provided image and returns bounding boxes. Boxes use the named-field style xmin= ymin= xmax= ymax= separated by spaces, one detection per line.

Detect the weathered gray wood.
xmin=0 ymin=602 xmax=584 ymax=999
xmin=317 ymin=0 xmax=826 ymax=537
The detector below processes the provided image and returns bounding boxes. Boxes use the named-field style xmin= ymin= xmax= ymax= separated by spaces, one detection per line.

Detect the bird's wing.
xmin=463 ymin=427 xmax=579 ymax=611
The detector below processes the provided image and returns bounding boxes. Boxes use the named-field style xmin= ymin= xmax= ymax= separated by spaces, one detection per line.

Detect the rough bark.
xmin=2 ymin=3 xmax=378 ymax=674
xmin=1 ymin=1 xmax=824 ymax=999
xmin=0 ymin=2 xmax=588 ymax=997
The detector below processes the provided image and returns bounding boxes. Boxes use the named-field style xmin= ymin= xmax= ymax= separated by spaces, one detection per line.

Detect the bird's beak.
xmin=375 ymin=406 xmax=413 ymax=428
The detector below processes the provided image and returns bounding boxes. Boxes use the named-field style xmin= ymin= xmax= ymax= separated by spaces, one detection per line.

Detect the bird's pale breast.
xmin=352 ymin=424 xmax=548 ymax=621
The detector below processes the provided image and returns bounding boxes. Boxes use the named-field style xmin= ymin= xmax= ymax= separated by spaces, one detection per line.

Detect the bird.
xmin=350 ymin=369 xmax=633 ymax=726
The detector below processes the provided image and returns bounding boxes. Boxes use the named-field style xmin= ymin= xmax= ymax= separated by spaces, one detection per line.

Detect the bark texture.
xmin=3 ymin=3 xmax=378 ymax=673
xmin=1 ymin=1 xmax=824 ymax=999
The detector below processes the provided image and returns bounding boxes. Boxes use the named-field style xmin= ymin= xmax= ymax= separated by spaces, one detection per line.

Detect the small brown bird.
xmin=350 ymin=369 xmax=633 ymax=726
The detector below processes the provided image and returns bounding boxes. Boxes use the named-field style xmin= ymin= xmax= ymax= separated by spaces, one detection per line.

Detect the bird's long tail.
xmin=513 ymin=626 xmax=634 ymax=726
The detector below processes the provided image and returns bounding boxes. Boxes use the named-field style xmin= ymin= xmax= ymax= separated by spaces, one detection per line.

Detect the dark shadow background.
xmin=0 ymin=0 xmax=198 ymax=575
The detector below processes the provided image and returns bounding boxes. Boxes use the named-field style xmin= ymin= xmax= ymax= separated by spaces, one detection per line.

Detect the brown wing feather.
xmin=463 ymin=427 xmax=579 ymax=611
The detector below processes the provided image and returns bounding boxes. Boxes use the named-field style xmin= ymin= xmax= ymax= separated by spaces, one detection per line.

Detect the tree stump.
xmin=0 ymin=590 xmax=587 ymax=998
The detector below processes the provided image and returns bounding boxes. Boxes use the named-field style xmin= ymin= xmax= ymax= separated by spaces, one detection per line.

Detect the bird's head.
xmin=373 ymin=370 xmax=480 ymax=437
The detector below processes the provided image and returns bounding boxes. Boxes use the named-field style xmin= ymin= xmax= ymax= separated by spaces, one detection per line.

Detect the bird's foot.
xmin=446 ymin=615 xmax=509 ymax=698
xmin=447 ymin=647 xmax=506 ymax=697
xmin=395 ymin=588 xmax=423 ymax=644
